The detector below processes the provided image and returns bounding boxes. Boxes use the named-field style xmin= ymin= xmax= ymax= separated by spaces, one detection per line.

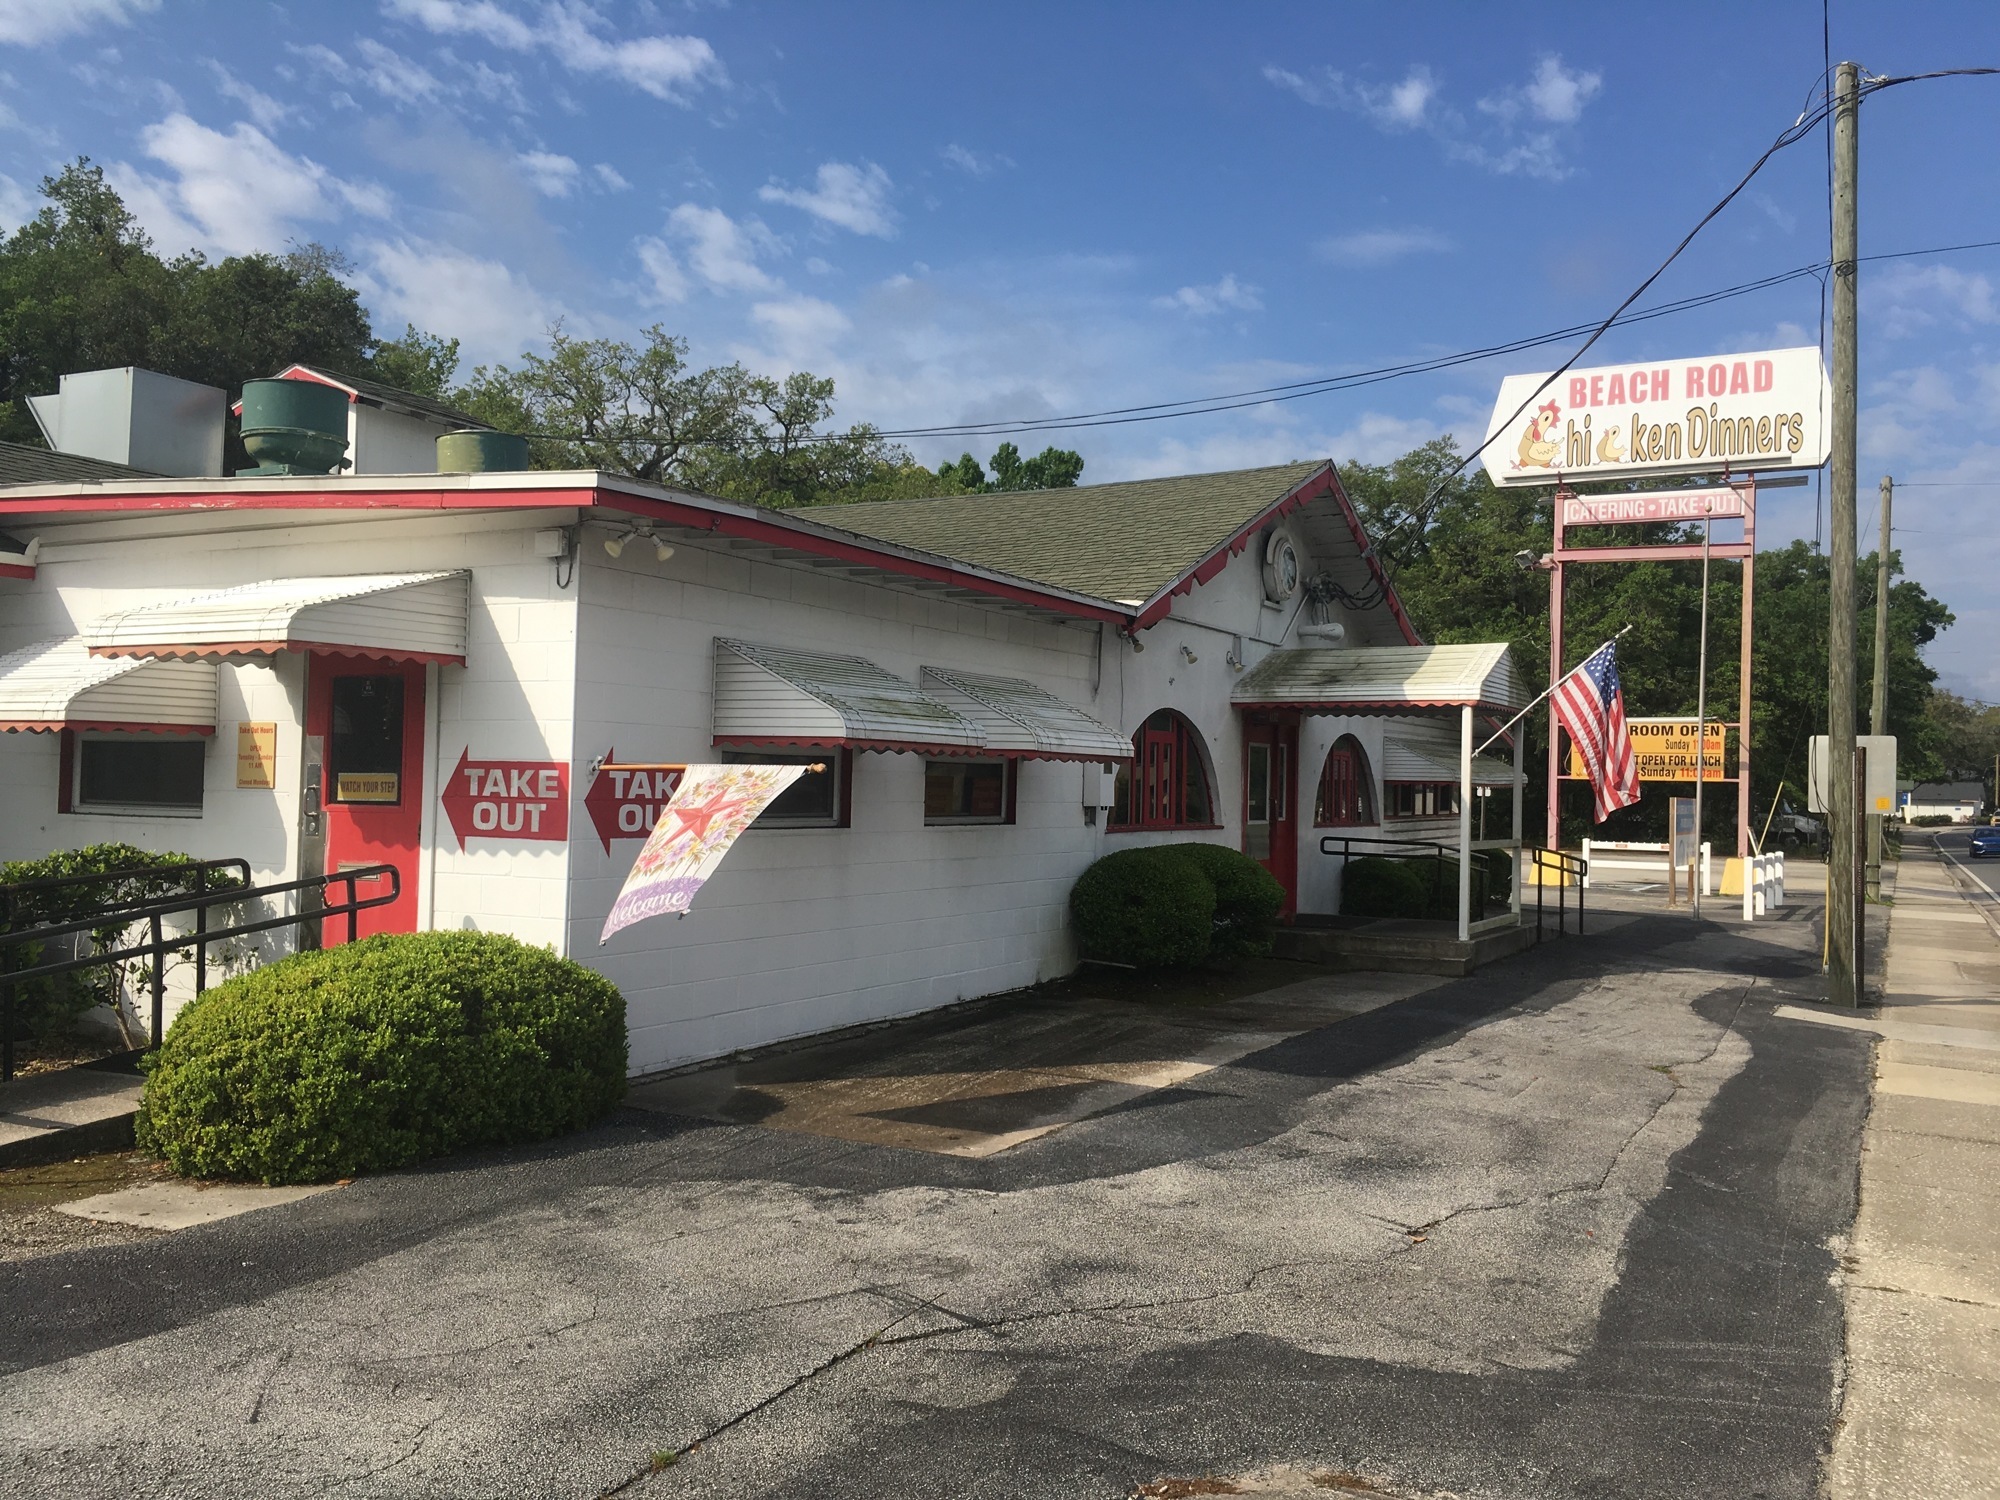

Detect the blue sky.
xmin=4 ymin=1 xmax=1999 ymax=697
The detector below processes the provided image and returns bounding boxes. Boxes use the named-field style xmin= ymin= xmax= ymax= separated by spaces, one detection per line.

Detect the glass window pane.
xmin=1247 ymin=744 xmax=1270 ymax=823
xmin=329 ymin=676 xmax=405 ymax=804
xmin=721 ymin=750 xmax=840 ymax=824
xmin=925 ymin=760 xmax=1008 ymax=822
xmin=78 ymin=737 xmax=205 ymax=809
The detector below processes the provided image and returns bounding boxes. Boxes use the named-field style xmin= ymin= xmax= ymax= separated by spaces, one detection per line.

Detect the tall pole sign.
xmin=1827 ymin=61 xmax=1861 ymax=1006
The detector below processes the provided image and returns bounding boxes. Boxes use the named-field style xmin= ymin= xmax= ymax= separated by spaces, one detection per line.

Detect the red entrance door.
xmin=303 ymin=656 xmax=426 ymax=941
xmin=1243 ymin=716 xmax=1299 ymax=918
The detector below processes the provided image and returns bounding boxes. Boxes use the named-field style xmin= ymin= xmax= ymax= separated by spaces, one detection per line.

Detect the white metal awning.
xmin=713 ymin=638 xmax=983 ymax=753
xmin=1382 ymin=736 xmax=1521 ymax=787
xmin=1232 ymin=643 xmax=1531 ymax=715
xmin=85 ymin=572 xmax=470 ymax=664
xmin=0 ymin=636 xmax=215 ymax=733
xmin=920 ymin=667 xmax=1130 ymax=762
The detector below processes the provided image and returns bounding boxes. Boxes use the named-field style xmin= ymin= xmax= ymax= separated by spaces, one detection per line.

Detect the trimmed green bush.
xmin=1338 ymin=856 xmax=1431 ymax=918
xmin=1165 ymin=842 xmax=1285 ymax=959
xmin=1070 ymin=846 xmax=1216 ymax=968
xmin=135 ymin=931 xmax=627 ymax=1184
xmin=1 ymin=843 xmax=242 ymax=1039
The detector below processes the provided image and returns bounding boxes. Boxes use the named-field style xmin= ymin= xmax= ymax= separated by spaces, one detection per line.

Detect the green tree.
xmin=934 ymin=441 xmax=1085 ymax=494
xmin=368 ymin=324 xmax=461 ymax=399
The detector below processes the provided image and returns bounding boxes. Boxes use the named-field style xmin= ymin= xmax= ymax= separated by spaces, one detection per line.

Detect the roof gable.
xmin=272 ymin=365 xmax=491 ymax=430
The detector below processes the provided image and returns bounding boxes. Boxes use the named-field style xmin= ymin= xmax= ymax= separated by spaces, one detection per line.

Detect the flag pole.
xmin=1474 ymin=623 xmax=1634 ymax=759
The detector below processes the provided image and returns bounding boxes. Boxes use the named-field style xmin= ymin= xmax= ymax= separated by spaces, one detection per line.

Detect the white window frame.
xmin=70 ymin=731 xmax=207 ymax=818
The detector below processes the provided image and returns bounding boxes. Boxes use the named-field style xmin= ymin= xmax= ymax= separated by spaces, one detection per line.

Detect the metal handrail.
xmin=0 ymin=864 xmax=399 ymax=1079
xmin=1317 ymin=834 xmax=1513 ymax=924
xmin=1530 ymin=847 xmax=1590 ymax=942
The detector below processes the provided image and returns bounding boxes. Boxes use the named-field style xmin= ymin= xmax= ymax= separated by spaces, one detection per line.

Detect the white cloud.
xmin=635 ymin=237 xmax=689 ymax=304
xmin=659 ymin=202 xmax=778 ymax=292
xmin=592 ymin=162 xmax=630 ymax=191
xmin=750 ymin=295 xmax=851 ymax=363
xmin=1271 ymin=54 xmax=1600 ymax=181
xmin=0 ymin=0 xmax=157 ymax=47
xmin=517 ymin=150 xmax=580 ymax=197
xmin=1479 ymin=55 xmax=1601 ymax=125
xmin=382 ymin=0 xmax=724 ymax=102
xmin=354 ymin=235 xmax=554 ymax=364
xmin=805 ymin=256 xmax=833 ymax=276
xmin=940 ymin=143 xmax=1012 ymax=176
xmin=286 ymin=38 xmax=445 ymax=105
xmin=1153 ymin=273 xmax=1263 ymax=316
xmin=1872 ymin=263 xmax=2000 ymax=338
xmin=1316 ymin=227 xmax=1454 ymax=267
xmin=111 ymin=113 xmax=390 ymax=256
xmin=1264 ymin=63 xmax=1436 ymax=130
xmin=0 ymin=172 xmax=35 ymax=233
xmin=207 ymin=61 xmax=291 ymax=131
xmin=759 ymin=161 xmax=896 ymax=237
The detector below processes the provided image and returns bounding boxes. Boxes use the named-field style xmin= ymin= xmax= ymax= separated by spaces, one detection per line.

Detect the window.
xmin=720 ymin=749 xmax=847 ymax=828
xmin=1315 ymin=736 xmax=1376 ymax=827
xmin=73 ymin=733 xmax=206 ymax=814
xmin=924 ymin=759 xmax=1013 ymax=825
xmin=1385 ymin=781 xmax=1461 ymax=820
xmin=328 ymin=674 xmax=404 ymax=805
xmin=1110 ymin=710 xmax=1216 ymax=830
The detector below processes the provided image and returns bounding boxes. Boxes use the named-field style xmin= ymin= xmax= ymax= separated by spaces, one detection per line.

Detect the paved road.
xmin=2 ymin=900 xmax=1868 ymax=1499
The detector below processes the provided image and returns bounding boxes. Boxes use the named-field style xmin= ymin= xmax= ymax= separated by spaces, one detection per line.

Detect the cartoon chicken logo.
xmin=1515 ymin=401 xmax=1561 ymax=470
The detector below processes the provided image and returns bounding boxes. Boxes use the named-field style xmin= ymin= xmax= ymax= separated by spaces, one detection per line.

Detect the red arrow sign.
xmin=583 ymin=751 xmax=687 ymax=855
xmin=441 ymin=749 xmax=570 ymax=849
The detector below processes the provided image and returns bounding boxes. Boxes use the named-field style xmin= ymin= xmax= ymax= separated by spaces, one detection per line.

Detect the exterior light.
xmin=1514 ymin=549 xmax=1539 ymax=571
xmin=604 ymin=524 xmax=673 ymax=562
xmin=1180 ymin=645 xmax=1198 ymax=664
xmin=604 ymin=532 xmax=629 ymax=558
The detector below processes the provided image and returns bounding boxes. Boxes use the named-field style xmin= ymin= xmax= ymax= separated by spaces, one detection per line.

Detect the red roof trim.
xmin=0 ymin=562 xmax=33 ymax=580
xmin=2 ymin=720 xmax=213 ymax=735
xmin=89 ymin=641 xmax=465 ymax=665
xmin=1124 ymin=464 xmax=1422 ymax=646
xmin=1323 ymin=468 xmax=1422 ymax=647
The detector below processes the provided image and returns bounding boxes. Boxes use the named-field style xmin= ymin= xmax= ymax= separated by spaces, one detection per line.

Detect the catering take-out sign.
xmin=583 ymin=755 xmax=687 ymax=855
xmin=1484 ymin=346 xmax=1830 ymax=487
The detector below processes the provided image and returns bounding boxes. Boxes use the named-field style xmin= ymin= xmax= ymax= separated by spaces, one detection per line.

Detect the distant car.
xmin=1971 ymin=824 xmax=2000 ymax=860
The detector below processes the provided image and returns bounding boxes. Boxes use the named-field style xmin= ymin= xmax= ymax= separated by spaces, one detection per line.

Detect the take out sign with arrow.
xmin=441 ymin=750 xmax=570 ymax=848
xmin=583 ymin=754 xmax=687 ymax=855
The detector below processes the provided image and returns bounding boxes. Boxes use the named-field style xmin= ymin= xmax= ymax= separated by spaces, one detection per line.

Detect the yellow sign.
xmin=336 ymin=772 xmax=400 ymax=803
xmin=235 ymin=722 xmax=276 ymax=788
xmin=1567 ymin=718 xmax=1727 ymax=782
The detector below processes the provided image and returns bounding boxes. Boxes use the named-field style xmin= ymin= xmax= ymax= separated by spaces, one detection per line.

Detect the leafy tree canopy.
xmin=936 ymin=440 xmax=1085 ymax=493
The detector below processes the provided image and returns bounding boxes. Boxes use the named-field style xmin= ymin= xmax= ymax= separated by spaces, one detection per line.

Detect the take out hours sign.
xmin=1484 ymin=346 xmax=1830 ymax=487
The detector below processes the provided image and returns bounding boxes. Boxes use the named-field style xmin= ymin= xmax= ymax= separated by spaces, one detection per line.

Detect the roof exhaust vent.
xmin=436 ymin=429 xmax=530 ymax=474
xmin=237 ymin=379 xmax=351 ymax=476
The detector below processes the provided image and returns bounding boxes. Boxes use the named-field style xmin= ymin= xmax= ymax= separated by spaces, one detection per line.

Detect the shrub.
xmin=1 ymin=844 xmax=242 ymax=1040
xmin=1338 ymin=857 xmax=1430 ymax=918
xmin=1163 ymin=842 xmax=1286 ymax=959
xmin=1909 ymin=814 xmax=1955 ymax=827
xmin=135 ymin=931 xmax=627 ymax=1184
xmin=1070 ymin=847 xmax=1216 ymax=968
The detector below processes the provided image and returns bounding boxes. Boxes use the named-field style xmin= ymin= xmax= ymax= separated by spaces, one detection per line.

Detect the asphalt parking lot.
xmin=2 ymin=898 xmax=1868 ymax=1500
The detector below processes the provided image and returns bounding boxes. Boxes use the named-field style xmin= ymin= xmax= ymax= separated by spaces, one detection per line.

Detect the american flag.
xmin=1552 ymin=640 xmax=1641 ymax=823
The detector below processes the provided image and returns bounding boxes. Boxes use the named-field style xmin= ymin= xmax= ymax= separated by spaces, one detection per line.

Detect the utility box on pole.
xmin=1809 ymin=735 xmax=1896 ymax=817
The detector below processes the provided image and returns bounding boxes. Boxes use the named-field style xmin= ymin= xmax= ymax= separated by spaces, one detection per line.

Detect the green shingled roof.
xmin=0 ymin=440 xmax=159 ymax=486
xmin=814 ymin=459 xmax=1330 ymax=605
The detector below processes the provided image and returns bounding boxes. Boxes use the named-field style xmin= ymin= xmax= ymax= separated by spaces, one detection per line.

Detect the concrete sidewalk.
xmin=1824 ymin=832 xmax=2000 ymax=1498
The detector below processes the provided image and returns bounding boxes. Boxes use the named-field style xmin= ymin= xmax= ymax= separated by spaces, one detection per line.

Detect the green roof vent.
xmin=436 ymin=429 xmax=530 ymax=473
xmin=237 ymin=379 xmax=351 ymax=477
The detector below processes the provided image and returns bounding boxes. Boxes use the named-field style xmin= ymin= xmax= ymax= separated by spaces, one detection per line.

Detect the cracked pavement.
xmin=0 ymin=904 xmax=1868 ymax=1499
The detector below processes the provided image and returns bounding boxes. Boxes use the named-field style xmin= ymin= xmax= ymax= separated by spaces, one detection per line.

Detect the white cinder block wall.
xmin=571 ymin=536 xmax=1113 ymax=1072
xmin=0 ymin=508 xmax=582 ymax=967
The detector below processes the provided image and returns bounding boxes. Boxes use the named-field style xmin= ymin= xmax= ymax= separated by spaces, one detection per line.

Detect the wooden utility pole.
xmin=1827 ymin=61 xmax=1861 ymax=1005
xmin=1867 ymin=474 xmax=1892 ymax=900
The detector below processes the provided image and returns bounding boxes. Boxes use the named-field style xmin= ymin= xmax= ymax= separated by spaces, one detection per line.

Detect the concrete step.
xmin=0 ymin=1058 xmax=143 ymax=1168
xmin=1274 ymin=916 xmax=1540 ymax=977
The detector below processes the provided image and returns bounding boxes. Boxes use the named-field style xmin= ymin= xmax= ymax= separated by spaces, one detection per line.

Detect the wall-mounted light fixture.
xmin=1179 ymin=644 xmax=1199 ymax=664
xmin=605 ymin=523 xmax=674 ymax=562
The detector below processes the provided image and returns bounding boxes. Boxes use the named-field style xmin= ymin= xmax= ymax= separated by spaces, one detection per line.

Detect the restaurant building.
xmin=0 ymin=368 xmax=1527 ymax=1073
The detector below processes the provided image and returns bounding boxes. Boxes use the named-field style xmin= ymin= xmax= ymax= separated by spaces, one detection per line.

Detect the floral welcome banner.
xmin=600 ymin=762 xmax=807 ymax=942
